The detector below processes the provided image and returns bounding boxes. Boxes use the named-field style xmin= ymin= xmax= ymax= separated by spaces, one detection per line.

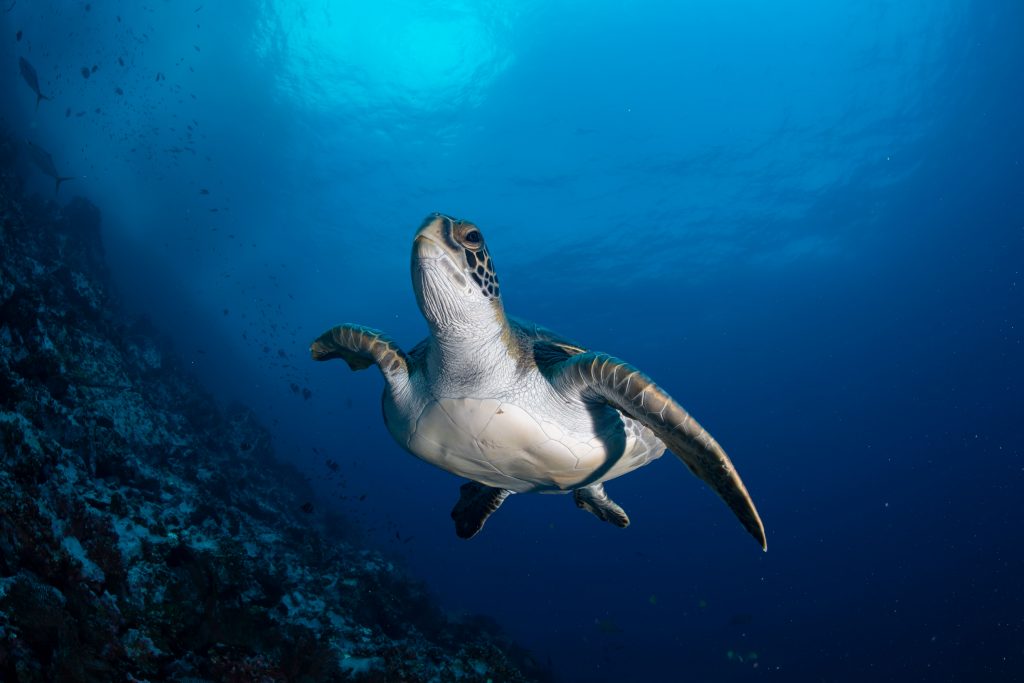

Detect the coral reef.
xmin=0 ymin=131 xmax=546 ymax=682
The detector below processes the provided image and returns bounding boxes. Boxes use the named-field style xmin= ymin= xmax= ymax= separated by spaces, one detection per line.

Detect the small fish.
xmin=80 ymin=66 xmax=90 ymax=79
xmin=198 ymin=188 xmax=209 ymax=195
xmin=300 ymin=502 xmax=314 ymax=514
xmin=358 ymin=494 xmax=367 ymax=501
xmin=19 ymin=57 xmax=50 ymax=109
xmin=114 ymin=87 xmax=123 ymax=96
xmin=118 ymin=57 xmax=124 ymax=66
xmin=16 ymin=29 xmax=22 ymax=42
xmin=26 ymin=140 xmax=74 ymax=195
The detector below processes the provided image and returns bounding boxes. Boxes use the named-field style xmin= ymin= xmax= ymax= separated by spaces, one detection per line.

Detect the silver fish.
xmin=26 ymin=140 xmax=73 ymax=195
xmin=19 ymin=57 xmax=50 ymax=110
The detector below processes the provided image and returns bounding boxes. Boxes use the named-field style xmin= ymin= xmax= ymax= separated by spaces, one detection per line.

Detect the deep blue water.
xmin=3 ymin=1 xmax=1022 ymax=681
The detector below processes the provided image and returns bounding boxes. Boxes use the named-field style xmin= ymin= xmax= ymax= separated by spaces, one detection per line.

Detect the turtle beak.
xmin=411 ymin=214 xmax=470 ymax=327
xmin=413 ymin=213 xmax=452 ymax=261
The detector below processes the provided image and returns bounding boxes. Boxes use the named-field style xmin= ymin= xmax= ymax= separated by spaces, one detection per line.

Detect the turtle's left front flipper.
xmin=311 ymin=323 xmax=409 ymax=393
xmin=549 ymin=352 xmax=766 ymax=551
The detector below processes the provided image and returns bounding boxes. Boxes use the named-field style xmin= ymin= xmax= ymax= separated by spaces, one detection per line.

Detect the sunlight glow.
xmin=255 ymin=0 xmax=516 ymax=114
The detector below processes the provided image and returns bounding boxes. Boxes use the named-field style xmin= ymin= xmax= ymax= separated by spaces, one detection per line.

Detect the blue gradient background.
xmin=3 ymin=1 xmax=1022 ymax=680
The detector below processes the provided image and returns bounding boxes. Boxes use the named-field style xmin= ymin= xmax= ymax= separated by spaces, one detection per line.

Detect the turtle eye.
xmin=465 ymin=230 xmax=482 ymax=244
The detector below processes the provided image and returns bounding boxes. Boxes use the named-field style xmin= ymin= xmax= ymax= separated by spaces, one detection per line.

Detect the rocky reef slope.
xmin=0 ymin=132 xmax=543 ymax=682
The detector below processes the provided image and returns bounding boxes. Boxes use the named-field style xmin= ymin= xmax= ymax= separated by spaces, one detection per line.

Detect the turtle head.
xmin=412 ymin=213 xmax=504 ymax=335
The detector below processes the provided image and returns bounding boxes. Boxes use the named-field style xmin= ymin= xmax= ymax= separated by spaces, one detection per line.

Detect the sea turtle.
xmin=311 ymin=213 xmax=766 ymax=549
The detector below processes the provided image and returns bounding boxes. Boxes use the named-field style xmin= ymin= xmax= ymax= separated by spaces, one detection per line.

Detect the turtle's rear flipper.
xmin=451 ymin=482 xmax=511 ymax=539
xmin=574 ymin=482 xmax=630 ymax=528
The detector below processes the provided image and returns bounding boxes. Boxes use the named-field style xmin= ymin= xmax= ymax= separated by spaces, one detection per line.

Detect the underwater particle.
xmin=222 ymin=308 xmax=228 ymax=316
xmin=199 ymin=188 xmax=209 ymax=195
xmin=80 ymin=66 xmax=90 ymax=79
xmin=359 ymin=494 xmax=367 ymax=501
xmin=277 ymin=349 xmax=286 ymax=358
xmin=16 ymin=29 xmax=22 ymax=41
xmin=65 ymin=107 xmax=71 ymax=118
xmin=300 ymin=502 xmax=314 ymax=514
xmin=648 ymin=594 xmax=657 ymax=605
xmin=698 ymin=599 xmax=708 ymax=609
xmin=115 ymin=87 xmax=123 ymax=96
xmin=289 ymin=382 xmax=299 ymax=393
xmin=91 ymin=64 xmax=98 ymax=73
xmin=118 ymin=57 xmax=124 ymax=66
xmin=85 ymin=3 xmax=90 ymax=10
xmin=302 ymin=387 xmax=312 ymax=400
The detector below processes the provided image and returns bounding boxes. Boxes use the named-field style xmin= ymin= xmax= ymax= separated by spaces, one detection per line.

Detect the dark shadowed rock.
xmin=0 ymin=126 xmax=552 ymax=683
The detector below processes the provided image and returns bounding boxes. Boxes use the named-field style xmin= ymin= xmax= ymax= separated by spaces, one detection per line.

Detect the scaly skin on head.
xmin=411 ymin=214 xmax=516 ymax=390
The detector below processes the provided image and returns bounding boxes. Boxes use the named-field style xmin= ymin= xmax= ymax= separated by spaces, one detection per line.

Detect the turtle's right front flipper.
xmin=311 ymin=324 xmax=409 ymax=392
xmin=548 ymin=352 xmax=766 ymax=551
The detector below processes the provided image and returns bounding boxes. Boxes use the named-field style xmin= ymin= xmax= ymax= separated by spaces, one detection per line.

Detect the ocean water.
xmin=3 ymin=1 xmax=1022 ymax=681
